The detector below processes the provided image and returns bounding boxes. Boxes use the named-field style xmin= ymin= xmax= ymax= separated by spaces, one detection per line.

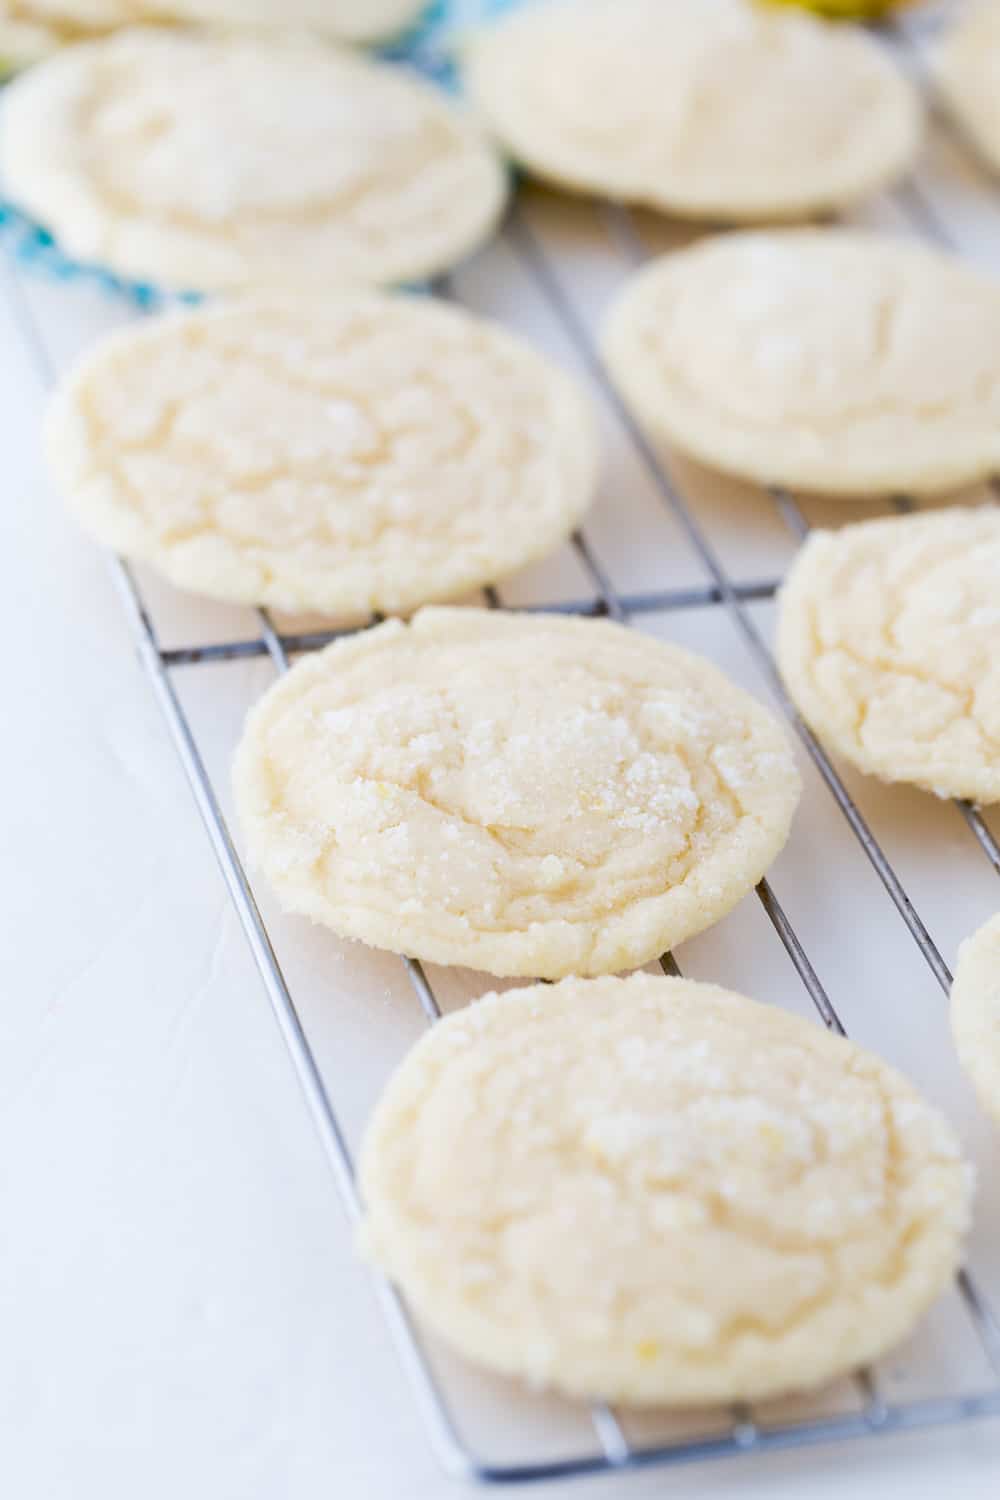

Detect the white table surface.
xmin=5 ymin=44 xmax=1000 ymax=1499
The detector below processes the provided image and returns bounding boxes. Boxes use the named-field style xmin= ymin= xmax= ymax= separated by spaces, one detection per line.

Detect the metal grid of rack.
xmin=5 ymin=20 xmax=1000 ymax=1485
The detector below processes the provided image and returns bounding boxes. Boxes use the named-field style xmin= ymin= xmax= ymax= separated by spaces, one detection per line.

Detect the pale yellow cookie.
xmin=45 ymin=291 xmax=598 ymax=617
xmin=777 ymin=508 xmax=1000 ymax=803
xmin=157 ymin=1 xmax=429 ymax=44
xmin=602 ymin=230 xmax=1000 ymax=498
xmin=934 ymin=1 xmax=1000 ymax=173
xmin=0 ymin=4 xmax=115 ymax=69
xmin=951 ymin=912 xmax=1000 ymax=1124
xmin=0 ymin=0 xmax=429 ymax=69
xmin=359 ymin=972 xmax=971 ymax=1405
xmin=463 ymin=0 xmax=920 ymax=221
xmin=233 ymin=609 xmax=801 ymax=978
xmin=0 ymin=29 xmax=506 ymax=290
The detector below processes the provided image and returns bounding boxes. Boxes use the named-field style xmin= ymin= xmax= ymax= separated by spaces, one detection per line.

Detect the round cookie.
xmin=45 ymin=291 xmax=598 ymax=617
xmin=233 ymin=608 xmax=801 ymax=978
xmin=462 ymin=0 xmax=920 ymax=222
xmin=0 ymin=1 xmax=130 ymax=71
xmin=159 ymin=1 xmax=429 ymax=44
xmin=951 ymin=912 xmax=1000 ymax=1124
xmin=934 ymin=2 xmax=1000 ymax=174
xmin=602 ymin=230 xmax=1000 ymax=497
xmin=0 ymin=29 xmax=506 ymax=290
xmin=0 ymin=0 xmax=430 ymax=65
xmin=777 ymin=508 xmax=1000 ymax=803
xmin=358 ymin=972 xmax=971 ymax=1405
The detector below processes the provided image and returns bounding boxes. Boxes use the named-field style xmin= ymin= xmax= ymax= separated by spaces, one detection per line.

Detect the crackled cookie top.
xmin=233 ymin=609 xmax=800 ymax=978
xmin=951 ymin=912 xmax=1000 ymax=1124
xmin=602 ymin=230 xmax=1000 ymax=497
xmin=46 ymin=292 xmax=598 ymax=617
xmin=0 ymin=28 xmax=506 ymax=289
xmin=463 ymin=0 xmax=920 ymax=221
xmin=935 ymin=1 xmax=1000 ymax=174
xmin=777 ymin=508 xmax=1000 ymax=802
xmin=359 ymin=972 xmax=970 ymax=1404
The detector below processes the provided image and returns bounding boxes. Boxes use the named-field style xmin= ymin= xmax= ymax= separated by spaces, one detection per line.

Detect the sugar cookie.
xmin=603 ymin=230 xmax=1000 ymax=497
xmin=463 ymin=0 xmax=920 ymax=222
xmin=934 ymin=1 xmax=1000 ymax=173
xmin=359 ymin=972 xmax=970 ymax=1405
xmin=233 ymin=609 xmax=801 ymax=978
xmin=951 ymin=912 xmax=1000 ymax=1124
xmin=158 ymin=1 xmax=429 ymax=44
xmin=46 ymin=291 xmax=598 ymax=617
xmin=0 ymin=0 xmax=429 ymax=69
xmin=777 ymin=508 xmax=1000 ymax=803
xmin=0 ymin=29 xmax=506 ymax=290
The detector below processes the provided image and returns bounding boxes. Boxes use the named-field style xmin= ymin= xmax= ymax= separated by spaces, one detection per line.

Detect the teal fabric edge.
xmin=0 ymin=0 xmax=523 ymax=308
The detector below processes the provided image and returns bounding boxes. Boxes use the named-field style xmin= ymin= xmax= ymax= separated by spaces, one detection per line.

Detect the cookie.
xmin=951 ymin=912 xmax=1000 ymax=1124
xmin=462 ymin=0 xmax=920 ymax=222
xmin=0 ymin=0 xmax=428 ymax=69
xmin=45 ymin=291 xmax=598 ymax=617
xmin=777 ymin=508 xmax=1000 ymax=803
xmin=159 ymin=1 xmax=429 ymax=44
xmin=602 ymin=230 xmax=1000 ymax=497
xmin=934 ymin=1 xmax=1000 ymax=173
xmin=0 ymin=29 xmax=506 ymax=290
xmin=358 ymin=972 xmax=971 ymax=1405
xmin=233 ymin=609 xmax=801 ymax=978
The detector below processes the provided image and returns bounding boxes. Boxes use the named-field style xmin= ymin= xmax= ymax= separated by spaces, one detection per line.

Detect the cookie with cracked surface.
xmin=233 ymin=609 xmax=801 ymax=978
xmin=777 ymin=508 xmax=1000 ymax=803
xmin=45 ymin=291 xmax=598 ymax=617
xmin=602 ymin=230 xmax=1000 ymax=497
xmin=0 ymin=28 xmax=506 ymax=290
xmin=358 ymin=972 xmax=971 ymax=1405
xmin=934 ymin=1 xmax=1000 ymax=175
xmin=462 ymin=0 xmax=920 ymax=222
xmin=951 ymin=912 xmax=1000 ymax=1124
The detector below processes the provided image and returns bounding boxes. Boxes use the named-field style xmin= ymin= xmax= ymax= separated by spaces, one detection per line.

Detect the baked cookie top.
xmin=951 ymin=911 xmax=1000 ymax=1124
xmin=0 ymin=28 xmax=506 ymax=288
xmin=46 ymin=290 xmax=598 ymax=616
xmin=233 ymin=608 xmax=801 ymax=978
xmin=463 ymin=0 xmax=920 ymax=220
xmin=359 ymin=972 xmax=970 ymax=1404
xmin=602 ymin=230 xmax=1000 ymax=497
xmin=777 ymin=507 xmax=1000 ymax=803
xmin=934 ymin=1 xmax=1000 ymax=174
xmin=0 ymin=0 xmax=428 ymax=58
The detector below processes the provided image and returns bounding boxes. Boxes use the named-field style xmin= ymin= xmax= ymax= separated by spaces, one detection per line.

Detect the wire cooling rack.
xmin=5 ymin=15 xmax=1000 ymax=1488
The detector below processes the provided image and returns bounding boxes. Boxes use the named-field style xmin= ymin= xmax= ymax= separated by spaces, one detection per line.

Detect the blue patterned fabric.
xmin=0 ymin=0 xmax=524 ymax=306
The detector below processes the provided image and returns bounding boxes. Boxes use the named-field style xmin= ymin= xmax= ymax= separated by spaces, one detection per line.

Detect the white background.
xmin=4 ymin=23 xmax=1000 ymax=1500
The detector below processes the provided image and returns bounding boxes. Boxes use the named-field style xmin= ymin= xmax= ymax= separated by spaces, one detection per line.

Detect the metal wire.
xmin=6 ymin=59 xmax=1000 ymax=1481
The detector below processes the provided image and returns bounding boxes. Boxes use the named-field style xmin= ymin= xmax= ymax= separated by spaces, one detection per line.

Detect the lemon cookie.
xmin=160 ymin=1 xmax=429 ymax=44
xmin=0 ymin=29 xmax=506 ymax=290
xmin=777 ymin=508 xmax=1000 ymax=803
xmin=359 ymin=972 xmax=970 ymax=1405
xmin=603 ymin=230 xmax=1000 ymax=498
xmin=463 ymin=0 xmax=920 ymax=222
xmin=0 ymin=0 xmax=429 ymax=65
xmin=935 ymin=2 xmax=1000 ymax=173
xmin=45 ymin=291 xmax=598 ymax=616
xmin=0 ymin=2 xmax=128 ymax=70
xmin=233 ymin=609 xmax=801 ymax=978
xmin=951 ymin=912 xmax=1000 ymax=1124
